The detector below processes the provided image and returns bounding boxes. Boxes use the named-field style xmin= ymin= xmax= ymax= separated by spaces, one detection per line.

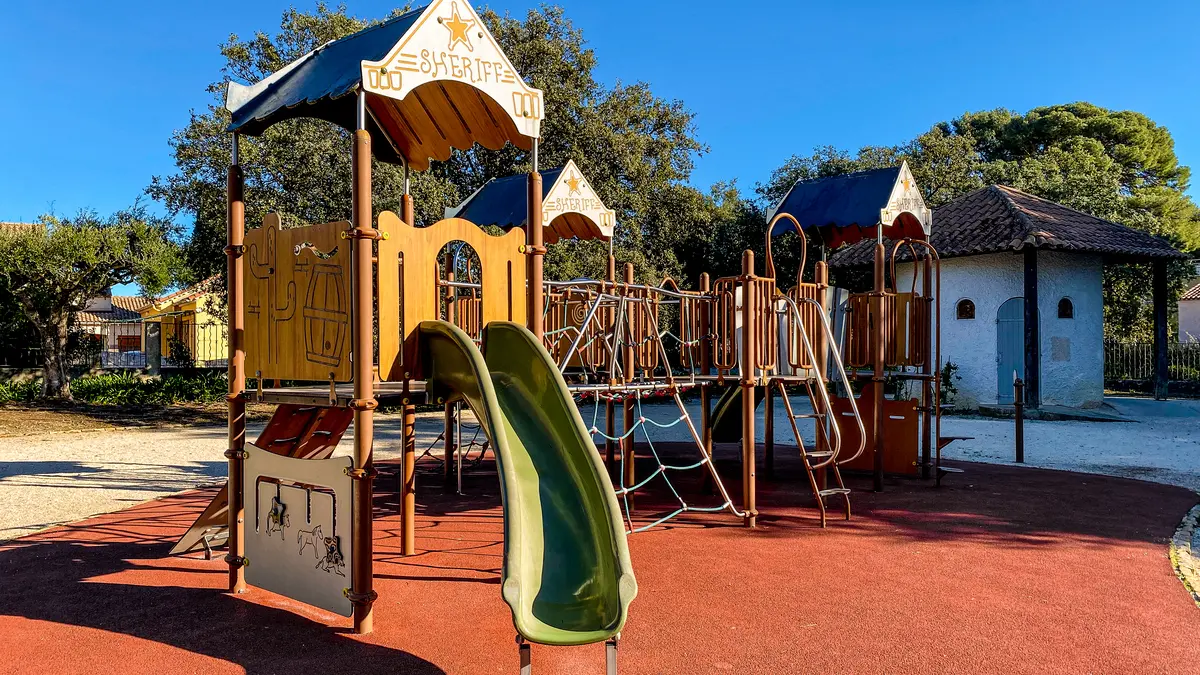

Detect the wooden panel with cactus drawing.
xmin=377 ymin=212 xmax=527 ymax=381
xmin=245 ymin=214 xmax=353 ymax=382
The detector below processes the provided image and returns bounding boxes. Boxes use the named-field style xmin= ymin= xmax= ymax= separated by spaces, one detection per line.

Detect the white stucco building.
xmin=832 ymin=185 xmax=1184 ymax=409
xmin=1180 ymin=281 xmax=1200 ymax=343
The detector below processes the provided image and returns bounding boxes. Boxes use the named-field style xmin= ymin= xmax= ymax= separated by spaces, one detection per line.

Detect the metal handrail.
xmin=778 ymin=292 xmax=867 ymax=467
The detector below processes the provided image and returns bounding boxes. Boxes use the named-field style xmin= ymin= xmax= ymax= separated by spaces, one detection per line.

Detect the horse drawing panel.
xmin=244 ymin=445 xmax=354 ymax=616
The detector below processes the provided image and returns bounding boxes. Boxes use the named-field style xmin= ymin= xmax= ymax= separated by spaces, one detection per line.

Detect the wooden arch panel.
xmin=377 ymin=213 xmax=527 ymax=380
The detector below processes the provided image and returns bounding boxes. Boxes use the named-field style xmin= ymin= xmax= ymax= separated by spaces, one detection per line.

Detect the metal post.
xmin=225 ymin=133 xmax=247 ymax=594
xmin=764 ymin=378 xmax=774 ymax=478
xmin=606 ymin=638 xmax=618 ymax=675
xmin=527 ymin=140 xmax=544 ymax=339
xmin=605 ymin=255 xmax=617 ymax=473
xmin=740 ymin=250 xmax=757 ymax=527
xmin=871 ymin=240 xmax=886 ymax=492
xmin=699 ymin=273 xmax=713 ymax=493
xmin=1013 ymin=376 xmax=1025 ymax=463
xmin=920 ymin=254 xmax=933 ymax=479
xmin=398 ymin=155 xmax=416 ymax=558
xmin=622 ymin=263 xmax=636 ymax=509
xmin=348 ymin=91 xmax=377 ymax=634
xmin=518 ymin=636 xmax=531 ymax=675
xmin=444 ymin=402 xmax=456 ymax=488
xmin=1153 ymin=260 xmax=1169 ymax=400
xmin=401 ymin=403 xmax=416 ymax=555
xmin=1023 ymin=247 xmax=1040 ymax=407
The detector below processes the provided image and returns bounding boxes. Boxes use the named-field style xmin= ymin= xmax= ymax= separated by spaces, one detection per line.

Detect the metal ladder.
xmin=776 ymin=293 xmax=865 ymax=527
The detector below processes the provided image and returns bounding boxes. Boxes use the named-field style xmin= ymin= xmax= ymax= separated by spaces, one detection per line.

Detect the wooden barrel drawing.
xmin=303 ymin=263 xmax=349 ymax=367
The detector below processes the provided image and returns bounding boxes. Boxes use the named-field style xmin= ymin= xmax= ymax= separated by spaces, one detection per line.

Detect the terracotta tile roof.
xmin=151 ymin=275 xmax=221 ymax=309
xmin=1183 ymin=282 xmax=1200 ymax=301
xmin=0 ymin=222 xmax=44 ymax=235
xmin=829 ymin=185 xmax=1185 ymax=268
xmin=76 ymin=296 xmax=151 ymax=324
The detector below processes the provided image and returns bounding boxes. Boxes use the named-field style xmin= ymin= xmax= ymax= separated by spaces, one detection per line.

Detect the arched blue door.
xmin=996 ymin=297 xmax=1024 ymax=403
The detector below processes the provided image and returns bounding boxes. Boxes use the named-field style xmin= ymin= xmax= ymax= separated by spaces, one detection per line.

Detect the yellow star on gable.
xmin=442 ymin=2 xmax=475 ymax=52
xmin=901 ymin=176 xmax=912 ymax=192
xmin=565 ymin=172 xmax=583 ymax=196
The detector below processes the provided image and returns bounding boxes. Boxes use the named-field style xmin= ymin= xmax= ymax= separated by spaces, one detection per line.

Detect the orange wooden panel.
xmin=377 ymin=213 xmax=527 ymax=380
xmin=245 ymin=215 xmax=352 ymax=382
xmin=831 ymin=385 xmax=920 ymax=475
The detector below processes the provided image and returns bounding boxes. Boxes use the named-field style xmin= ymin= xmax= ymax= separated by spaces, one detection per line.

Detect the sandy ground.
xmin=0 ymin=411 xmax=446 ymax=541
xmin=1 ymin=396 xmax=1196 ymax=541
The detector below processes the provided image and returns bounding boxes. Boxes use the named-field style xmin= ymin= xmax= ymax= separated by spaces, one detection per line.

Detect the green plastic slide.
xmin=709 ymin=384 xmax=764 ymax=443
xmin=419 ymin=320 xmax=637 ymax=646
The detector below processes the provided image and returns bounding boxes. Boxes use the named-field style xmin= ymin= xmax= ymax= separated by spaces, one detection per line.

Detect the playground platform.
xmin=1 ymin=452 xmax=1197 ymax=674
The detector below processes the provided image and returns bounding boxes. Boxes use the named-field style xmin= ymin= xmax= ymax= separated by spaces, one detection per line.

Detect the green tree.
xmin=148 ymin=3 xmax=710 ymax=289
xmin=0 ymin=209 xmax=180 ymax=399
xmin=761 ymin=103 xmax=1199 ymax=338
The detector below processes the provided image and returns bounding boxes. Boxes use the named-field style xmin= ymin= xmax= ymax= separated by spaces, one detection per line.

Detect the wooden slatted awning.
xmin=225 ymin=0 xmax=543 ymax=171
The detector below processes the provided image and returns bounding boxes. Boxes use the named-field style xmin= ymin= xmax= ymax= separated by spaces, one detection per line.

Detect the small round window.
xmin=1058 ymin=297 xmax=1074 ymax=319
xmin=956 ymin=299 xmax=975 ymax=320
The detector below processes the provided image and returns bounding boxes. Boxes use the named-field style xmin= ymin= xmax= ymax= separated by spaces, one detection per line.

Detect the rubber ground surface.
xmin=1 ymin=449 xmax=1197 ymax=674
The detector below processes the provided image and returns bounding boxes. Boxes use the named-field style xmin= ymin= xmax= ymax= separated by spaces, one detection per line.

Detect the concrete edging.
xmin=1170 ymin=501 xmax=1200 ymax=607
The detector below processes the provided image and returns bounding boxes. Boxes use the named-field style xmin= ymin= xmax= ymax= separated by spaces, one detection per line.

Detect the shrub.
xmin=0 ymin=379 xmax=39 ymax=403
xmin=72 ymin=371 xmax=227 ymax=405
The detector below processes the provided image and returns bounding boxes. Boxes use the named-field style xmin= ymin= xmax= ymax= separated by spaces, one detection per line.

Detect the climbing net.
xmin=543 ymin=279 xmax=745 ymax=532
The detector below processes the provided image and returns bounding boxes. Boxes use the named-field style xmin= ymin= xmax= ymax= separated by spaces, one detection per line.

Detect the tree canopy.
xmin=148 ymin=3 xmax=710 ymax=287
xmin=751 ymin=103 xmax=1199 ymax=338
xmin=0 ymin=209 xmax=180 ymax=398
xmin=146 ymin=4 xmax=1197 ymax=342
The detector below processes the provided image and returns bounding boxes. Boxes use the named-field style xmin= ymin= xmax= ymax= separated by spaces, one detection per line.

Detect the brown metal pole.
xmin=443 ymin=402 xmax=456 ymax=487
xmin=699 ymin=273 xmax=713 ymax=493
xmin=349 ymin=122 xmax=377 ymax=635
xmin=871 ymin=241 xmax=886 ymax=492
xmin=1153 ymin=260 xmax=1169 ymax=400
xmin=814 ymin=259 xmax=831 ymax=488
xmin=1014 ymin=378 xmax=1025 ymax=463
xmin=399 ymin=165 xmax=417 ymax=559
xmin=224 ymin=137 xmax=247 ymax=594
xmin=740 ymin=251 xmax=757 ymax=527
xmin=527 ymin=157 xmax=545 ymax=339
xmin=622 ymin=262 xmax=636 ymax=509
xmin=401 ymin=403 xmax=416 ymax=555
xmin=764 ymin=378 xmax=774 ymax=478
xmin=920 ymin=254 xmax=933 ymax=480
xmin=605 ymin=255 xmax=616 ymax=472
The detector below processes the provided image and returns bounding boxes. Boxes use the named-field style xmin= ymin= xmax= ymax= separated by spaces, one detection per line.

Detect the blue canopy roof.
xmin=450 ymin=167 xmax=565 ymax=228
xmin=224 ymin=7 xmax=426 ymax=161
xmin=768 ymin=167 xmax=900 ymax=236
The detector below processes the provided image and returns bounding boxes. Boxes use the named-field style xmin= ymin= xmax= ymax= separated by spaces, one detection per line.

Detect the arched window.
xmin=956 ymin=299 xmax=975 ymax=320
xmin=1058 ymin=297 xmax=1074 ymax=319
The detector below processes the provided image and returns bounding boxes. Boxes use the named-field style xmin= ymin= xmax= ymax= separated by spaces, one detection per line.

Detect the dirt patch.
xmin=0 ymin=402 xmax=274 ymax=437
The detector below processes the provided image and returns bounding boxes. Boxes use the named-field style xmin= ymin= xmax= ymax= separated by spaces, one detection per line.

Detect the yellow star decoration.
xmin=443 ymin=2 xmax=475 ymax=52
xmin=565 ymin=172 xmax=583 ymax=196
xmin=901 ymin=176 xmax=912 ymax=192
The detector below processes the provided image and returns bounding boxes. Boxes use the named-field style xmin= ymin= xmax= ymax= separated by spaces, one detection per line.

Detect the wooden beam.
xmin=1023 ymin=248 xmax=1040 ymax=407
xmin=1153 ymin=260 xmax=1169 ymax=400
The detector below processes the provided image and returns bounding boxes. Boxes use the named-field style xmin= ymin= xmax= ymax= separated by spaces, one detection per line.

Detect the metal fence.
xmin=0 ymin=318 xmax=228 ymax=371
xmin=1104 ymin=340 xmax=1200 ymax=382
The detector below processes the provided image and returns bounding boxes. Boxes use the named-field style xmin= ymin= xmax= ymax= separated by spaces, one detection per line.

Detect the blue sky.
xmin=2 ymin=0 xmax=1198 ymax=228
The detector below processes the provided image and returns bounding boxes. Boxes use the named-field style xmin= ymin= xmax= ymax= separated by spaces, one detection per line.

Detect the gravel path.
xmin=1 ymin=396 xmax=1196 ymax=541
xmin=0 ymin=413 xmax=446 ymax=541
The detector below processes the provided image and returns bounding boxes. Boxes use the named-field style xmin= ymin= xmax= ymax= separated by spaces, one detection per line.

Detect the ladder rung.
xmin=805 ymin=451 xmax=834 ymax=459
xmin=791 ymin=413 xmax=826 ymax=420
xmin=818 ymin=488 xmax=851 ymax=497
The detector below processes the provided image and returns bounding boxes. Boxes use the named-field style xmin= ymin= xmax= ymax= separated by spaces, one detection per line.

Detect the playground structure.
xmin=169 ymin=1 xmax=951 ymax=670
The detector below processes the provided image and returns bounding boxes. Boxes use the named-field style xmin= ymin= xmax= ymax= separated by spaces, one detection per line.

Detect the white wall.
xmin=1181 ymin=300 xmax=1200 ymax=343
xmin=1036 ymin=251 xmax=1104 ymax=408
xmin=894 ymin=251 xmax=1104 ymax=409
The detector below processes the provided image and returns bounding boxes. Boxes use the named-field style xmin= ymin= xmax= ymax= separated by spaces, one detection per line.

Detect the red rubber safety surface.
xmin=1 ymin=453 xmax=1198 ymax=674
